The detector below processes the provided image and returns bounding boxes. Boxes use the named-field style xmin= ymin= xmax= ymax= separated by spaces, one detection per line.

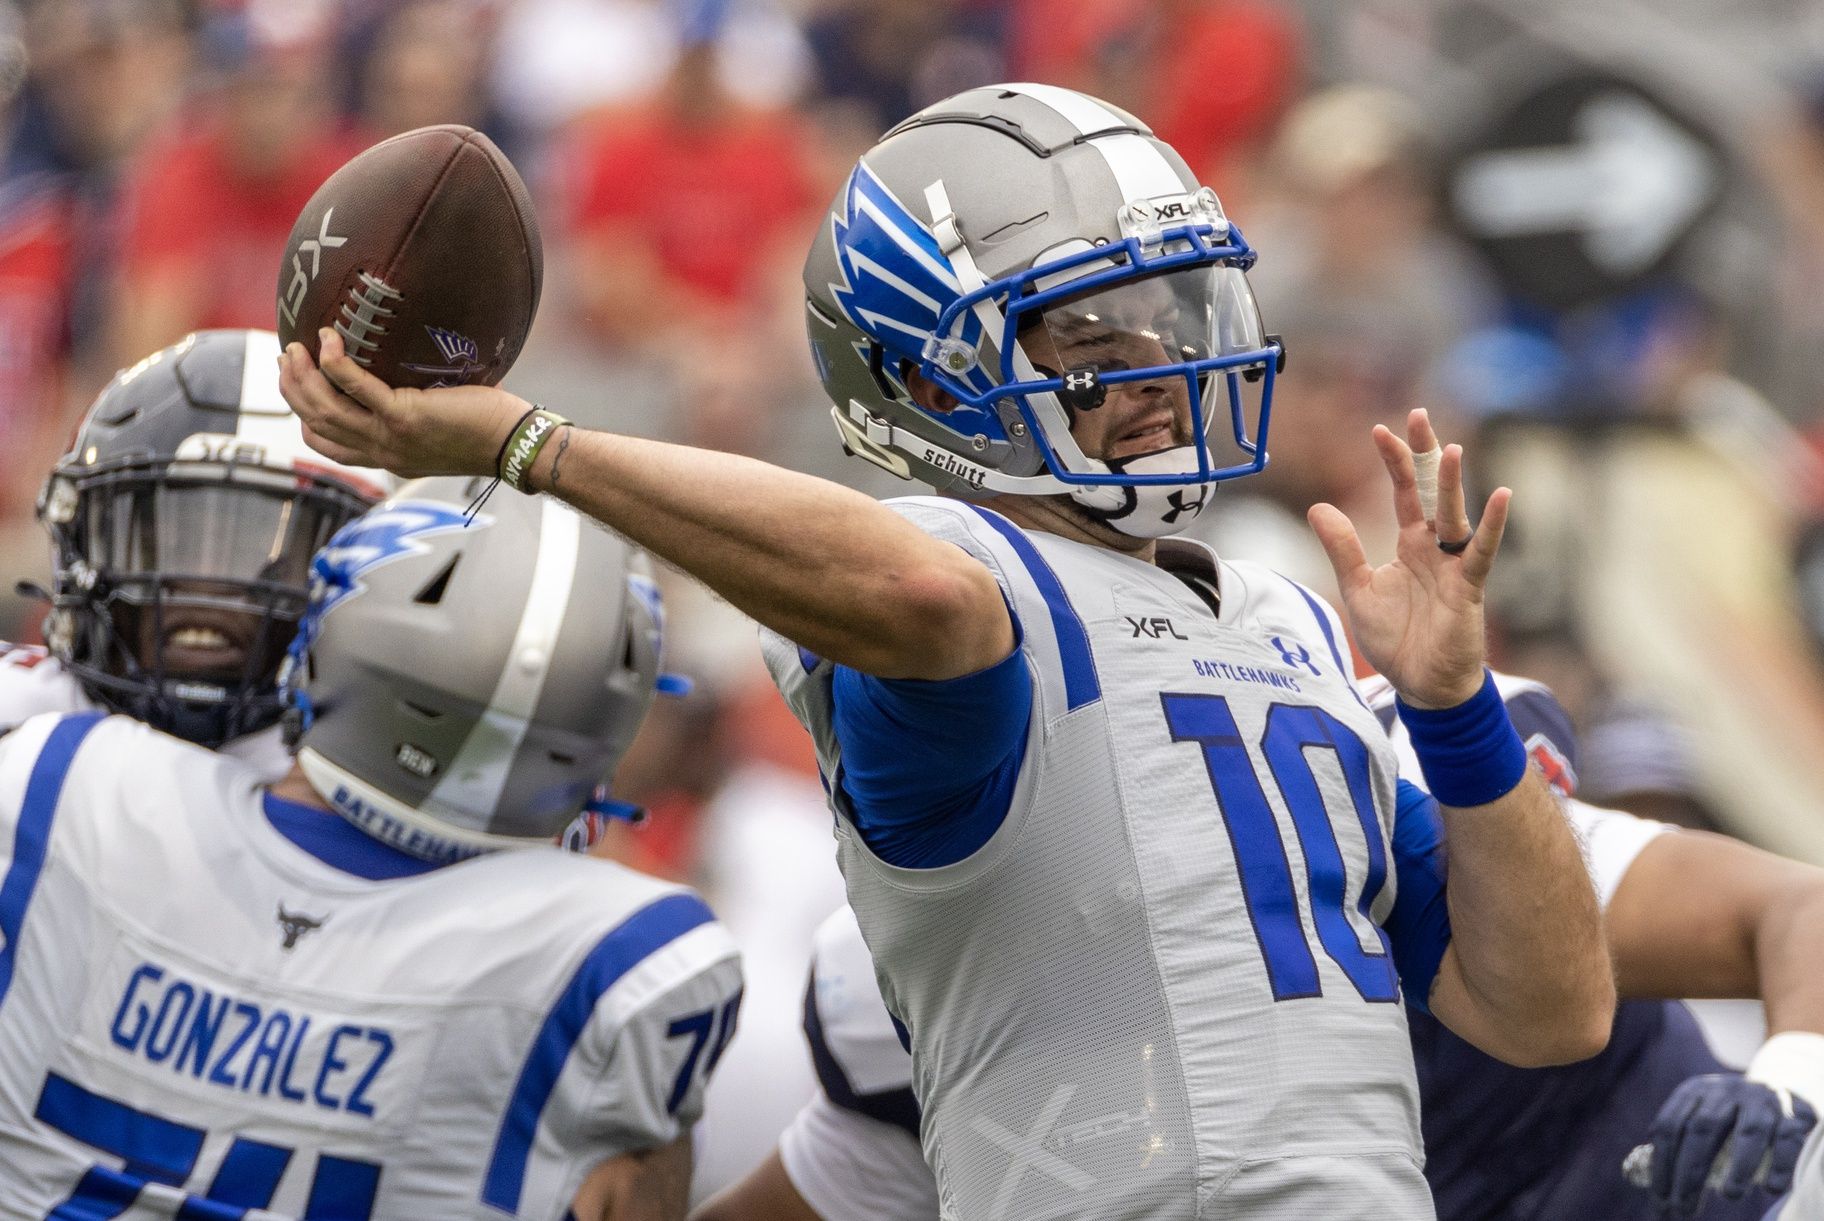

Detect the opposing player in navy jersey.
xmin=279 ymin=83 xmax=1613 ymax=1218
xmin=0 ymin=480 xmax=742 ymax=1218
xmin=2 ymin=329 xmax=389 ymax=773
xmin=1369 ymin=674 xmax=1824 ymax=1221
xmin=698 ymin=672 xmax=1824 ymax=1221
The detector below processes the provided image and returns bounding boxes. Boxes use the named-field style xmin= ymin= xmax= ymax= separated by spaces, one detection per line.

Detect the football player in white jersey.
xmin=699 ymin=675 xmax=1824 ymax=1221
xmin=4 ymin=328 xmax=389 ymax=775
xmin=0 ymin=479 xmax=742 ymax=1218
xmin=277 ymin=84 xmax=1613 ymax=1218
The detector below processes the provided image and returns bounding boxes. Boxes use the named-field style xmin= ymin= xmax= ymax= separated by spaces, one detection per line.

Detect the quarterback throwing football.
xmin=280 ymin=84 xmax=1613 ymax=1219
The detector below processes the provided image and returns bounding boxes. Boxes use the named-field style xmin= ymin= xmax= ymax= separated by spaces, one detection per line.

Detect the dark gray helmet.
xmin=285 ymin=478 xmax=666 ymax=861
xmin=37 ymin=329 xmax=390 ymax=746
xmin=803 ymin=83 xmax=1285 ymax=538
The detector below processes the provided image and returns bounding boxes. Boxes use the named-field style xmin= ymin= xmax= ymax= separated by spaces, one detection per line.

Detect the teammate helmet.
xmin=37 ymin=330 xmax=389 ymax=746
xmin=803 ymin=83 xmax=1285 ymax=539
xmin=285 ymin=478 xmax=667 ymax=862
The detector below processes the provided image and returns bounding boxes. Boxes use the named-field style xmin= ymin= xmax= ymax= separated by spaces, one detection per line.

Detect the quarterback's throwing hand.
xmin=1308 ymin=408 xmax=1511 ymax=709
xmin=277 ymin=327 xmax=526 ymax=480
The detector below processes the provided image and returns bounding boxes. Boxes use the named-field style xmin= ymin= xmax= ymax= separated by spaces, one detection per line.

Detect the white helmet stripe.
xmin=998 ymin=81 xmax=1126 ymax=135
xmin=425 ymin=495 xmax=580 ymax=818
xmin=237 ymin=329 xmax=289 ymax=417
xmin=997 ymin=83 xmax=1186 ymax=203
xmin=232 ymin=331 xmax=320 ymax=462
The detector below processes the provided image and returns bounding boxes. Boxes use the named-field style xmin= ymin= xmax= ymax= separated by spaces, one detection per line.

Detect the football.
xmin=275 ymin=124 xmax=542 ymax=390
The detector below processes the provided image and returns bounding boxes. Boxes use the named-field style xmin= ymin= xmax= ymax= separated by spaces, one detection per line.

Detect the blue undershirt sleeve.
xmin=1384 ymin=777 xmax=1452 ymax=1014
xmin=829 ymin=620 xmax=1032 ymax=870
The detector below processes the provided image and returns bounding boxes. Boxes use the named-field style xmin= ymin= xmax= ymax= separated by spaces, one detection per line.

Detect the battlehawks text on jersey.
xmin=764 ymin=497 xmax=1441 ymax=1221
xmin=0 ymin=643 xmax=290 ymax=777
xmin=0 ymin=712 xmax=742 ymax=1218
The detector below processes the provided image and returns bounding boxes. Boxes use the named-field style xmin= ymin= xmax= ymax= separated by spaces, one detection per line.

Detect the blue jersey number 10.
xmin=35 ymin=1072 xmax=378 ymax=1219
xmin=1162 ymin=693 xmax=1399 ymax=1003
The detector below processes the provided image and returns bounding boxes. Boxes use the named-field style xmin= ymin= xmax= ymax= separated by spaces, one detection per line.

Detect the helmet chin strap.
xmin=1069 ymin=446 xmax=1215 ymax=539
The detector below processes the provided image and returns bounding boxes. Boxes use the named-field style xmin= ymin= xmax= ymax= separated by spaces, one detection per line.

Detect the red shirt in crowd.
xmin=563 ymin=103 xmax=817 ymax=306
xmin=115 ymin=118 xmax=368 ymax=331
xmin=1012 ymin=0 xmax=1301 ymax=176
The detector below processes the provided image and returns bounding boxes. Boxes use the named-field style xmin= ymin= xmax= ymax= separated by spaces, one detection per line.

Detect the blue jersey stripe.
xmin=963 ymin=506 xmax=1101 ymax=711
xmin=482 ymin=891 xmax=716 ymax=1211
xmin=0 ymin=712 xmax=103 ymax=1009
xmin=1282 ymin=578 xmax=1367 ymax=711
xmin=261 ymin=794 xmax=442 ymax=881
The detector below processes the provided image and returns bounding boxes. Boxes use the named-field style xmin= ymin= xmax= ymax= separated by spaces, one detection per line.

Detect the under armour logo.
xmin=1270 ymin=635 xmax=1322 ymax=676
xmin=1058 ymin=365 xmax=1106 ymax=410
xmin=1161 ymin=489 xmax=1207 ymax=524
xmin=276 ymin=904 xmax=326 ymax=950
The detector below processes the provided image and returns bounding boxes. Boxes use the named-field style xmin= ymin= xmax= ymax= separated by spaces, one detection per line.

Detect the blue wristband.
xmin=1396 ymin=670 xmax=1529 ymax=808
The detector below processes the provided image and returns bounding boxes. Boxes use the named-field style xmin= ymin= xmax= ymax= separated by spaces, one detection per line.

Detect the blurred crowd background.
xmin=7 ymin=0 xmax=1824 ymax=1195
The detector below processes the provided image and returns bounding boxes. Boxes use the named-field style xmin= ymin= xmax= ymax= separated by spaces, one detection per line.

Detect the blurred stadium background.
xmin=6 ymin=0 xmax=1824 ymax=1195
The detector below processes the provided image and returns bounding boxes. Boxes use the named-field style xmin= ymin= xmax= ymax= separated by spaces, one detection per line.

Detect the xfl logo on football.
xmin=278 ymin=209 xmax=349 ymax=330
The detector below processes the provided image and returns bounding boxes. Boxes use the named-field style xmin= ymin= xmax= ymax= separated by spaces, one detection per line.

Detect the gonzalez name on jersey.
xmin=0 ymin=713 xmax=741 ymax=1218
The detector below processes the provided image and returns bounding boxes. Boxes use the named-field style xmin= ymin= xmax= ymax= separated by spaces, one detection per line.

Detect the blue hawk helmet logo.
xmin=308 ymin=502 xmax=479 ymax=623
xmin=280 ymin=501 xmax=482 ymax=729
xmin=826 ymin=162 xmax=998 ymax=428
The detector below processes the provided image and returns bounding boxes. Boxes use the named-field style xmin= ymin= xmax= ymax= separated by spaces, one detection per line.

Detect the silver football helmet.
xmin=284 ymin=478 xmax=666 ymax=861
xmin=803 ymin=83 xmax=1284 ymax=538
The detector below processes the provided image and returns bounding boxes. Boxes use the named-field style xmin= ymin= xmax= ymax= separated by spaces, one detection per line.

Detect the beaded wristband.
xmin=498 ymin=406 xmax=571 ymax=491
xmin=1395 ymin=670 xmax=1529 ymax=808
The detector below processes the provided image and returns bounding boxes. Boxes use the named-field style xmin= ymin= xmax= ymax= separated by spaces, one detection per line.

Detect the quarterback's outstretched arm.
xmin=278 ymin=332 xmax=1014 ymax=681
xmin=1316 ymin=412 xmax=1614 ymax=1067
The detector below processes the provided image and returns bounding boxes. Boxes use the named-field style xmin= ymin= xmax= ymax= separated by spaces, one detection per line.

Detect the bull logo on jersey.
xmin=276 ymin=903 xmax=326 ymax=949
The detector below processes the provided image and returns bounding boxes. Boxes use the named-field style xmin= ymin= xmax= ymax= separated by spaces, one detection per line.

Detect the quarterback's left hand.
xmin=1308 ymin=408 xmax=1510 ymax=709
xmin=1646 ymin=1073 xmax=1817 ymax=1216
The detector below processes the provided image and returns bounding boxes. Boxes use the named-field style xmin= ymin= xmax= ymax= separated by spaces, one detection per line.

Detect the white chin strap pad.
xmin=1069 ymin=445 xmax=1213 ymax=539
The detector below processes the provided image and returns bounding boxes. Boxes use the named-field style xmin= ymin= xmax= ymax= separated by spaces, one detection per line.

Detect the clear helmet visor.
xmin=76 ymin=466 xmax=372 ymax=685
xmin=91 ymin=477 xmax=358 ymax=595
xmin=1013 ymin=265 xmax=1276 ymax=484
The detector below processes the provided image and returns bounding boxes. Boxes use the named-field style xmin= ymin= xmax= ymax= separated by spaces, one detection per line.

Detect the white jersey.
xmin=779 ymin=906 xmax=935 ymax=1221
xmin=764 ymin=498 xmax=1435 ymax=1220
xmin=773 ymin=670 xmax=1669 ymax=1221
xmin=0 ymin=644 xmax=290 ymax=778
xmin=0 ymin=712 xmax=742 ymax=1219
xmin=1361 ymin=671 xmax=1673 ymax=907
